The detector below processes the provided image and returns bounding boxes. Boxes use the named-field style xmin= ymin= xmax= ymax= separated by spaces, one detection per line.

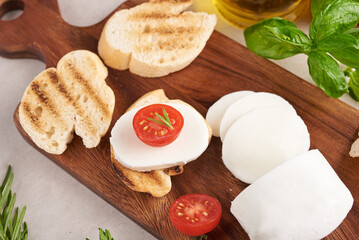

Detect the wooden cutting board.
xmin=1 ymin=0 xmax=359 ymax=239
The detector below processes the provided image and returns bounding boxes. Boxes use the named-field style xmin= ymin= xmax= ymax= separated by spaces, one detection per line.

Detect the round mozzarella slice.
xmin=206 ymin=91 xmax=254 ymax=137
xmin=219 ymin=92 xmax=296 ymax=141
xmin=110 ymin=103 xmax=210 ymax=172
xmin=222 ymin=107 xmax=310 ymax=184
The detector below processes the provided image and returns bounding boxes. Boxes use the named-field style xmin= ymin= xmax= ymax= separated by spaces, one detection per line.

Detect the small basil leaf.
xmin=317 ymin=33 xmax=359 ymax=51
xmin=244 ymin=18 xmax=310 ymax=59
xmin=345 ymin=28 xmax=359 ymax=38
xmin=264 ymin=26 xmax=312 ymax=53
xmin=310 ymin=0 xmax=359 ymax=42
xmin=345 ymin=67 xmax=359 ymax=101
xmin=307 ymin=51 xmax=348 ymax=98
xmin=331 ymin=47 xmax=359 ymax=68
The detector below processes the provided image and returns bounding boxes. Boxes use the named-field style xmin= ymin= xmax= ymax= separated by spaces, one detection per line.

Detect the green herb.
xmin=86 ymin=228 xmax=114 ymax=240
xmin=147 ymin=107 xmax=173 ymax=129
xmin=244 ymin=0 xmax=359 ymax=100
xmin=345 ymin=67 xmax=359 ymax=100
xmin=191 ymin=234 xmax=208 ymax=240
xmin=0 ymin=166 xmax=28 ymax=240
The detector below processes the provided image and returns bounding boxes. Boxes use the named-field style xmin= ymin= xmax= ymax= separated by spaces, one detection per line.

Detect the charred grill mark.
xmin=30 ymin=81 xmax=60 ymax=117
xmin=143 ymin=26 xmax=196 ymax=35
xmin=21 ymin=102 xmax=40 ymax=128
xmin=164 ymin=165 xmax=183 ymax=175
xmin=151 ymin=0 xmax=191 ymax=2
xmin=133 ymin=12 xmax=173 ymax=19
xmin=67 ymin=63 xmax=111 ymax=118
xmin=47 ymin=70 xmax=73 ymax=102
xmin=113 ymin=163 xmax=135 ymax=187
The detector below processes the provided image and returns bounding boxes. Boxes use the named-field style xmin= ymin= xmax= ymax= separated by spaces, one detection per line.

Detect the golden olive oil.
xmin=214 ymin=0 xmax=309 ymax=28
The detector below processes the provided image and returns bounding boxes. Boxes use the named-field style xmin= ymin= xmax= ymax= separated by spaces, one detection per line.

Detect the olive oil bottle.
xmin=214 ymin=0 xmax=309 ymax=28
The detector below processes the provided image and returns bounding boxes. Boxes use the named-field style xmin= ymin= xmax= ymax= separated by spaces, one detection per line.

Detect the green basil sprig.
xmin=244 ymin=0 xmax=359 ymax=100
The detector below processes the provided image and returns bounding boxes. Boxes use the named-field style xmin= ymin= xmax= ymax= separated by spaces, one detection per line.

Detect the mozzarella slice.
xmin=222 ymin=107 xmax=309 ymax=184
xmin=110 ymin=103 xmax=209 ymax=171
xmin=206 ymin=91 xmax=254 ymax=137
xmin=231 ymin=150 xmax=353 ymax=240
xmin=219 ymin=92 xmax=296 ymax=141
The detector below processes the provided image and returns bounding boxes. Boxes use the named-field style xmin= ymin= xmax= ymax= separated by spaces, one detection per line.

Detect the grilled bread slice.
xmin=98 ymin=0 xmax=217 ymax=77
xmin=19 ymin=50 xmax=115 ymax=154
xmin=110 ymin=89 xmax=211 ymax=197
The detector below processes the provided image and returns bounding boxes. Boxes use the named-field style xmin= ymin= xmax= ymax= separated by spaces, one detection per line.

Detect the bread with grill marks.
xmin=18 ymin=50 xmax=115 ymax=154
xmin=98 ymin=0 xmax=217 ymax=77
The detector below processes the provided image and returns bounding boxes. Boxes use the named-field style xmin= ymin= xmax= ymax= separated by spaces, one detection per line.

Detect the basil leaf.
xmin=318 ymin=33 xmax=359 ymax=51
xmin=310 ymin=0 xmax=336 ymax=17
xmin=331 ymin=47 xmax=359 ymax=68
xmin=345 ymin=28 xmax=359 ymax=38
xmin=310 ymin=0 xmax=359 ymax=42
xmin=307 ymin=51 xmax=348 ymax=98
xmin=244 ymin=18 xmax=311 ymax=59
xmin=345 ymin=67 xmax=359 ymax=101
xmin=328 ymin=29 xmax=359 ymax=68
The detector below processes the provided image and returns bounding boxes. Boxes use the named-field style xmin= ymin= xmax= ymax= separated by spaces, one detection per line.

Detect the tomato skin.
xmin=133 ymin=104 xmax=184 ymax=147
xmin=169 ymin=193 xmax=222 ymax=237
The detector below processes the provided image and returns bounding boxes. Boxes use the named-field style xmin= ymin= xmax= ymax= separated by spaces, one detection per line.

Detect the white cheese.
xmin=230 ymin=150 xmax=353 ymax=240
xmin=219 ymin=92 xmax=296 ymax=141
xmin=206 ymin=91 xmax=254 ymax=137
xmin=222 ymin=107 xmax=309 ymax=183
xmin=110 ymin=103 xmax=209 ymax=171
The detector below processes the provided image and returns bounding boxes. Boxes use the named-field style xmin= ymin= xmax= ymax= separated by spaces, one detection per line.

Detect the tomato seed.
xmin=178 ymin=212 xmax=183 ymax=216
xmin=143 ymin=126 xmax=148 ymax=130
xmin=140 ymin=120 xmax=146 ymax=125
xmin=177 ymin=207 xmax=182 ymax=209
xmin=203 ymin=211 xmax=208 ymax=216
xmin=195 ymin=218 xmax=199 ymax=221
xmin=179 ymin=203 xmax=185 ymax=207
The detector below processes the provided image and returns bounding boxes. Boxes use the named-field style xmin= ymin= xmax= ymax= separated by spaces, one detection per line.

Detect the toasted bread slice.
xmin=98 ymin=0 xmax=217 ymax=77
xmin=19 ymin=50 xmax=115 ymax=154
xmin=110 ymin=89 xmax=211 ymax=197
xmin=111 ymin=145 xmax=172 ymax=198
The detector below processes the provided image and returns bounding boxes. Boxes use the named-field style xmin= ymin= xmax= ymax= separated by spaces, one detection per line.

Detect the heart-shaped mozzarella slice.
xmin=110 ymin=103 xmax=209 ymax=171
xmin=231 ymin=150 xmax=353 ymax=240
xmin=206 ymin=91 xmax=254 ymax=137
xmin=222 ymin=107 xmax=310 ymax=184
xmin=219 ymin=92 xmax=296 ymax=141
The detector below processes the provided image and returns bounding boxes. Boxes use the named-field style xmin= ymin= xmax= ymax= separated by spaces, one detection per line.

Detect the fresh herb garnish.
xmin=244 ymin=0 xmax=359 ymax=100
xmin=86 ymin=228 xmax=114 ymax=240
xmin=0 ymin=166 xmax=28 ymax=240
xmin=147 ymin=107 xmax=174 ymax=129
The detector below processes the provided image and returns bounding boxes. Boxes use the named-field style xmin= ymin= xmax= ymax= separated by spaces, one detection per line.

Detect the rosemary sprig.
xmin=0 ymin=166 xmax=28 ymax=240
xmin=147 ymin=107 xmax=173 ymax=129
xmin=86 ymin=228 xmax=114 ymax=240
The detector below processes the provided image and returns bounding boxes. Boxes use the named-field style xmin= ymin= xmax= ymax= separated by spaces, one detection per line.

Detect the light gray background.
xmin=0 ymin=0 xmax=357 ymax=239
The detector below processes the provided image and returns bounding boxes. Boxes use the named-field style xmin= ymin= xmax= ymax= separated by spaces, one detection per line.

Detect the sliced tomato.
xmin=169 ymin=193 xmax=222 ymax=237
xmin=133 ymin=104 xmax=184 ymax=147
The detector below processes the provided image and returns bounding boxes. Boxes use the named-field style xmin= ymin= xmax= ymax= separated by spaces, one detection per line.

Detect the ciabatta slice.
xmin=98 ymin=0 xmax=217 ymax=77
xmin=19 ymin=50 xmax=115 ymax=154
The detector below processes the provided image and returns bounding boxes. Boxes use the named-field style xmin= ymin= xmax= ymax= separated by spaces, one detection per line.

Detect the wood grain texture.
xmin=2 ymin=0 xmax=359 ymax=239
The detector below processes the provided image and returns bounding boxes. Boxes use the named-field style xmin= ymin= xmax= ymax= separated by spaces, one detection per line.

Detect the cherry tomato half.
xmin=169 ymin=193 xmax=222 ymax=237
xmin=133 ymin=104 xmax=184 ymax=147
